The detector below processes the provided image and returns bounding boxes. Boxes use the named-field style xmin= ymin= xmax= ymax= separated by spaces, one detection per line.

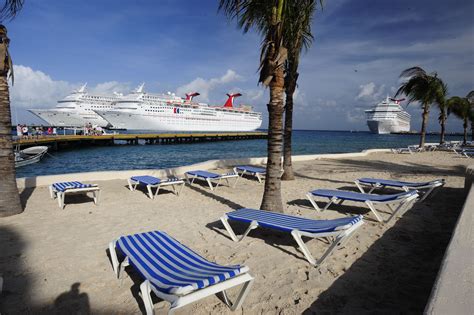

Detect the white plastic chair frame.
xmin=49 ymin=185 xmax=100 ymax=209
xmin=220 ymin=215 xmax=364 ymax=267
xmin=233 ymin=167 xmax=265 ymax=183
xmin=185 ymin=173 xmax=238 ymax=191
xmin=108 ymin=240 xmax=254 ymax=315
xmin=127 ymin=178 xmax=185 ymax=199
xmin=305 ymin=192 xmax=419 ymax=223
xmin=354 ymin=179 xmax=444 ymax=202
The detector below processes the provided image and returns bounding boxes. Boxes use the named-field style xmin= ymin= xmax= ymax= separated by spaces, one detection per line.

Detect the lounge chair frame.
xmin=185 ymin=172 xmax=238 ymax=191
xmin=233 ymin=166 xmax=266 ymax=183
xmin=220 ymin=215 xmax=363 ymax=266
xmin=306 ymin=191 xmax=418 ymax=223
xmin=354 ymin=179 xmax=444 ymax=202
xmin=127 ymin=177 xmax=185 ymax=199
xmin=49 ymin=184 xmax=100 ymax=209
xmin=108 ymin=240 xmax=254 ymax=315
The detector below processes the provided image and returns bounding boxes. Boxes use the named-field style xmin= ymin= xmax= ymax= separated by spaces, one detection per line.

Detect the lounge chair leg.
xmin=57 ymin=192 xmax=65 ymax=209
xmin=226 ymin=278 xmax=254 ymax=311
xmin=177 ymin=182 xmax=185 ymax=196
xmin=220 ymin=216 xmax=258 ymax=242
xmin=147 ymin=185 xmax=154 ymax=199
xmin=207 ymin=179 xmax=214 ymax=191
xmin=49 ymin=185 xmax=55 ymax=199
xmin=154 ymin=187 xmax=160 ymax=199
xmin=354 ymin=180 xmax=365 ymax=193
xmin=291 ymin=230 xmax=316 ymax=265
xmin=232 ymin=176 xmax=239 ymax=188
xmin=140 ymin=280 xmax=155 ymax=315
xmin=256 ymin=173 xmax=262 ymax=183
xmin=127 ymin=179 xmax=134 ymax=191
xmin=93 ymin=190 xmax=100 ymax=205
xmin=365 ymin=201 xmax=383 ymax=222
xmin=384 ymin=194 xmax=418 ymax=223
xmin=306 ymin=193 xmax=322 ymax=211
xmin=323 ymin=197 xmax=337 ymax=211
xmin=109 ymin=241 xmax=120 ymax=278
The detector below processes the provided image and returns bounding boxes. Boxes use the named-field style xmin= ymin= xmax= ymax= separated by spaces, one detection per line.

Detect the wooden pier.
xmin=12 ymin=132 xmax=267 ymax=151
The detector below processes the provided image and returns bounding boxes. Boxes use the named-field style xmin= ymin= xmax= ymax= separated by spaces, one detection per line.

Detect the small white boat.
xmin=15 ymin=146 xmax=48 ymax=168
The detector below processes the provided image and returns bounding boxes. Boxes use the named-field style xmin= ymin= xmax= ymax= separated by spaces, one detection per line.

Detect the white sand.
xmin=0 ymin=151 xmax=470 ymax=314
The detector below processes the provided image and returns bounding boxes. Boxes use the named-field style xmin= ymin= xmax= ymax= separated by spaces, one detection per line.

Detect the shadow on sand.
xmin=303 ymin=186 xmax=465 ymax=314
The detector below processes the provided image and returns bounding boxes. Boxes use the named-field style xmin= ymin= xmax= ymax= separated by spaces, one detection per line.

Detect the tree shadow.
xmin=303 ymin=187 xmax=465 ymax=314
xmin=185 ymin=184 xmax=244 ymax=210
xmin=19 ymin=177 xmax=37 ymax=209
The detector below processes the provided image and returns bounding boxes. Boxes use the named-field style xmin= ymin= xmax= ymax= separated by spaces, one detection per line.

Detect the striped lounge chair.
xmin=306 ymin=189 xmax=418 ymax=223
xmin=128 ymin=175 xmax=185 ymax=199
xmin=233 ymin=165 xmax=266 ymax=183
xmin=49 ymin=181 xmax=100 ymax=209
xmin=109 ymin=231 xmax=254 ymax=315
xmin=354 ymin=177 xmax=445 ymax=201
xmin=185 ymin=170 xmax=238 ymax=191
xmin=220 ymin=208 xmax=363 ymax=266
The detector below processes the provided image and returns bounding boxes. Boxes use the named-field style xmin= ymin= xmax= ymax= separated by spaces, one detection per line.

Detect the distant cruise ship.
xmin=29 ymin=84 xmax=120 ymax=127
xmin=95 ymin=85 xmax=262 ymax=132
xmin=365 ymin=97 xmax=411 ymax=134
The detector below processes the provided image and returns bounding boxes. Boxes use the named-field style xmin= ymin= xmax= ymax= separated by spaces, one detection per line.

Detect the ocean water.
xmin=15 ymin=130 xmax=459 ymax=178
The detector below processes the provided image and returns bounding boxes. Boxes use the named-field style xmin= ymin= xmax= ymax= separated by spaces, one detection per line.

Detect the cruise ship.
xmin=29 ymin=84 xmax=120 ymax=127
xmin=365 ymin=97 xmax=411 ymax=134
xmin=95 ymin=86 xmax=262 ymax=131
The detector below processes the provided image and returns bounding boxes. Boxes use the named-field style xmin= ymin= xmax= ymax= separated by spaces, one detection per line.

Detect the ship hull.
xmin=367 ymin=119 xmax=410 ymax=134
xmin=97 ymin=111 xmax=262 ymax=132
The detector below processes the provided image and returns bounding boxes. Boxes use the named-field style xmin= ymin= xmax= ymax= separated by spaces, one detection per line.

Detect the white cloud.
xmin=175 ymin=69 xmax=242 ymax=101
xmin=356 ymin=82 xmax=386 ymax=101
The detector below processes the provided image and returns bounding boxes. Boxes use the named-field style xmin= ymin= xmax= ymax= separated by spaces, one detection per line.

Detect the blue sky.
xmin=5 ymin=0 xmax=474 ymax=131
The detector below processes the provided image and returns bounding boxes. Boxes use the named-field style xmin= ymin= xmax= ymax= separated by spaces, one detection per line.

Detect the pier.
xmin=12 ymin=132 xmax=268 ymax=151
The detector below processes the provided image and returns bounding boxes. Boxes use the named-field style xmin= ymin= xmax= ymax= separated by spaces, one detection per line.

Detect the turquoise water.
xmin=15 ymin=130 xmax=459 ymax=178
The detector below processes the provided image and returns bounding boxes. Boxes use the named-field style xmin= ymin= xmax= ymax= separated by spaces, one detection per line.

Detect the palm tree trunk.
xmin=260 ymin=66 xmax=285 ymax=213
xmin=463 ymin=118 xmax=468 ymax=145
xmin=0 ymin=76 xmax=22 ymax=217
xmin=281 ymin=72 xmax=297 ymax=181
xmin=439 ymin=113 xmax=446 ymax=144
xmin=419 ymin=103 xmax=429 ymax=148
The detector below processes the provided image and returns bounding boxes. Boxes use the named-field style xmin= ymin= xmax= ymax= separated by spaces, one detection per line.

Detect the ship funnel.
xmin=223 ymin=93 xmax=242 ymax=108
xmin=185 ymin=92 xmax=200 ymax=101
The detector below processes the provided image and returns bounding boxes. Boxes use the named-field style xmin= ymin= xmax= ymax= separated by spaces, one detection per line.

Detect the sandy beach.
xmin=0 ymin=151 xmax=471 ymax=314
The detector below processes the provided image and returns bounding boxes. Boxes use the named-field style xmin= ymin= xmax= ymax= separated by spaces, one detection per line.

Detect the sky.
xmin=4 ymin=0 xmax=474 ymax=131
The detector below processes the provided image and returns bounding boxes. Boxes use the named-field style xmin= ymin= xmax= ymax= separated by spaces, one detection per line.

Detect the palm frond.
xmin=0 ymin=0 xmax=23 ymax=21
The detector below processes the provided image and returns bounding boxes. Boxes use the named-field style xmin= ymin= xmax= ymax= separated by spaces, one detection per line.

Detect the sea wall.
xmin=16 ymin=149 xmax=390 ymax=188
xmin=424 ymin=165 xmax=474 ymax=314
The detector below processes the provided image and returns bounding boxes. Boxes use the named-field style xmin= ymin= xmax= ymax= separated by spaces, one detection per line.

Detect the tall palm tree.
xmin=219 ymin=0 xmax=288 ymax=212
xmin=281 ymin=0 xmax=317 ymax=181
xmin=434 ymin=81 xmax=448 ymax=144
xmin=467 ymin=90 xmax=474 ymax=141
xmin=447 ymin=96 xmax=471 ymax=145
xmin=395 ymin=67 xmax=444 ymax=148
xmin=0 ymin=0 xmax=24 ymax=217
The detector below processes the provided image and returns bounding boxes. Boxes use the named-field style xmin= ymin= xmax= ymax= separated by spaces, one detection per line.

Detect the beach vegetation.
xmin=281 ymin=0 xmax=319 ymax=181
xmin=219 ymin=0 xmax=290 ymax=212
xmin=0 ymin=0 xmax=24 ymax=217
xmin=396 ymin=66 xmax=444 ymax=148
xmin=434 ymin=81 xmax=449 ymax=144
xmin=466 ymin=90 xmax=474 ymax=141
xmin=447 ymin=96 xmax=471 ymax=145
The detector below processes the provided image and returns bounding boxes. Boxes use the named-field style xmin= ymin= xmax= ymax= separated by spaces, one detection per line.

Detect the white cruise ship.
xmin=95 ymin=86 xmax=262 ymax=132
xmin=29 ymin=84 xmax=120 ymax=127
xmin=365 ymin=97 xmax=411 ymax=134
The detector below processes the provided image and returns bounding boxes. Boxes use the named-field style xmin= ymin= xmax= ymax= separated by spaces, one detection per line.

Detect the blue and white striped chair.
xmin=307 ymin=189 xmax=418 ymax=223
xmin=128 ymin=175 xmax=185 ymax=199
xmin=185 ymin=170 xmax=238 ymax=191
xmin=220 ymin=208 xmax=363 ymax=266
xmin=354 ymin=177 xmax=445 ymax=201
xmin=49 ymin=181 xmax=100 ymax=209
xmin=233 ymin=165 xmax=266 ymax=183
xmin=109 ymin=231 xmax=254 ymax=315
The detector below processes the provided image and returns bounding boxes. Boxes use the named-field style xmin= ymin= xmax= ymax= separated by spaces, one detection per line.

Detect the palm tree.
xmin=281 ymin=0 xmax=318 ymax=181
xmin=219 ymin=0 xmax=289 ymax=212
xmin=447 ymin=96 xmax=471 ymax=145
xmin=395 ymin=67 xmax=444 ymax=148
xmin=0 ymin=0 xmax=24 ymax=217
xmin=434 ymin=81 xmax=448 ymax=144
xmin=467 ymin=90 xmax=474 ymax=140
